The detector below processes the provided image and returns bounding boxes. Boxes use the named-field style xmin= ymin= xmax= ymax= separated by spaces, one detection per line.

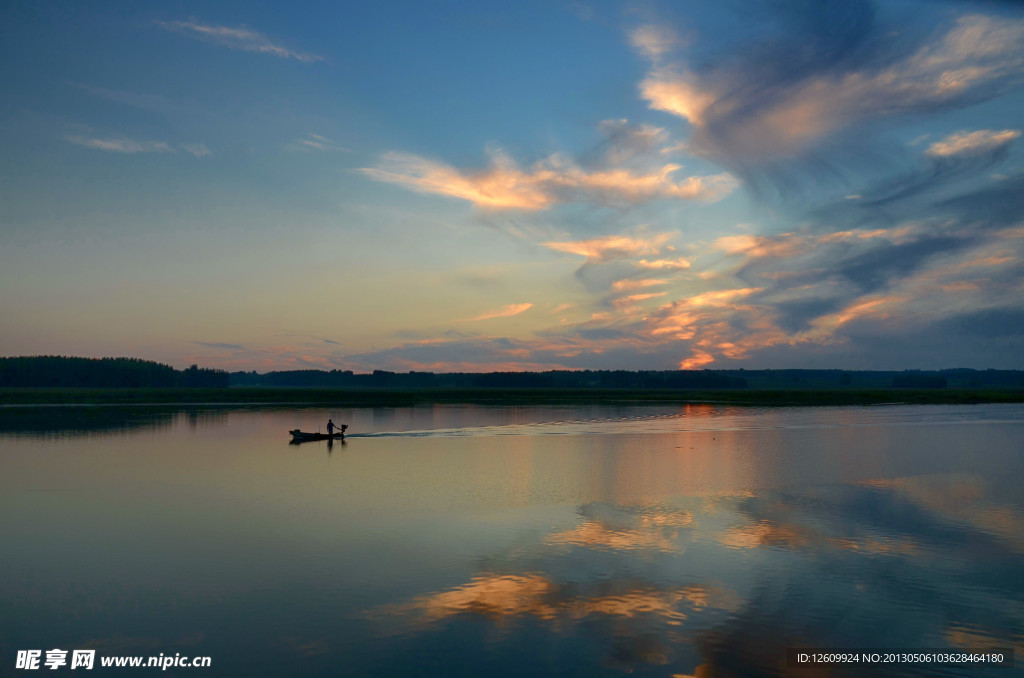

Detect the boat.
xmin=289 ymin=429 xmax=346 ymax=442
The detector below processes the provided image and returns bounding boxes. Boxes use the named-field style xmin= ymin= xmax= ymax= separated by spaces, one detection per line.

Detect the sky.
xmin=2 ymin=0 xmax=1024 ymax=372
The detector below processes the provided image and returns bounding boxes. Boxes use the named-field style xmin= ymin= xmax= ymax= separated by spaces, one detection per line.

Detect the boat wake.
xmin=343 ymin=403 xmax=1024 ymax=439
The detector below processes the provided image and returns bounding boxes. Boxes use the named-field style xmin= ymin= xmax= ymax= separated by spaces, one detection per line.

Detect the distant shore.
xmin=2 ymin=387 xmax=1023 ymax=407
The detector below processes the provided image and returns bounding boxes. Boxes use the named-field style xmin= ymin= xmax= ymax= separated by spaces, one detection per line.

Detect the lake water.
xmin=2 ymin=403 xmax=1023 ymax=676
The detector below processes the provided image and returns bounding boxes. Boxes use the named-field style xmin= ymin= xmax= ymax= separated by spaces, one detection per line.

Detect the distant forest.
xmin=228 ymin=367 xmax=1024 ymax=390
xmin=4 ymin=356 xmax=1023 ymax=390
xmin=0 ymin=356 xmax=228 ymax=388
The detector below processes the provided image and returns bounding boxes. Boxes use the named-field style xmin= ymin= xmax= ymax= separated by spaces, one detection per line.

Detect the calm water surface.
xmin=2 ymin=403 xmax=1023 ymax=676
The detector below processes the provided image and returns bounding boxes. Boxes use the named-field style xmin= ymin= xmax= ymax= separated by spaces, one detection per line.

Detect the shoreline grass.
xmin=2 ymin=386 xmax=1023 ymax=407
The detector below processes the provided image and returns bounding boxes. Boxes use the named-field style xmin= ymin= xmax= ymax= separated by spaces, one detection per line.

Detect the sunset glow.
xmin=2 ymin=1 xmax=1023 ymax=371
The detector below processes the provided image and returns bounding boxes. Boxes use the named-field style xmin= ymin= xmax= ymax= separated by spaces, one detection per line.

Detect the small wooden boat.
xmin=289 ymin=429 xmax=346 ymax=442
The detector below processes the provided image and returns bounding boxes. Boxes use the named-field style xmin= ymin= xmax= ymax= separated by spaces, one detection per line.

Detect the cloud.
xmin=66 ymin=136 xmax=174 ymax=153
xmin=66 ymin=135 xmax=214 ymax=157
xmin=612 ymin=279 xmax=669 ymax=291
xmin=634 ymin=10 xmax=1024 ymax=190
xmin=192 ymin=341 xmax=244 ymax=350
xmin=628 ymin=25 xmax=680 ymax=61
xmin=361 ymin=151 xmax=550 ymax=209
xmin=465 ymin=303 xmax=534 ymax=321
xmin=926 ymin=129 xmax=1021 ymax=157
xmin=183 ymin=5 xmax=1023 ymax=374
xmin=508 ymin=173 xmax=1023 ymax=371
xmin=542 ymin=233 xmax=677 ymax=262
xmin=361 ymin=136 xmax=736 ymax=210
xmin=336 ymin=336 xmax=580 ymax=372
xmin=593 ymin=119 xmax=669 ymax=166
xmin=937 ymin=170 xmax=1024 ymax=227
xmin=291 ymin=134 xmax=350 ymax=152
xmin=657 ymin=176 xmax=1024 ymax=368
xmin=156 ymin=20 xmax=324 ymax=63
xmin=183 ymin=143 xmax=212 ymax=157
xmin=541 ymin=232 xmax=694 ymax=297
xmin=222 ymin=175 xmax=1023 ymax=373
xmin=635 ymin=258 xmax=692 ymax=270
xmin=857 ymin=127 xmax=1023 ymax=204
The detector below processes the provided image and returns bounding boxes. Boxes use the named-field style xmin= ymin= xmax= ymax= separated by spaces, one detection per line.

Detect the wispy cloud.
xmin=816 ymin=127 xmax=1022 ymax=213
xmin=541 ymin=231 xmax=694 ymax=301
xmin=542 ymin=233 xmax=677 ymax=262
xmin=183 ymin=143 xmax=212 ymax=157
xmin=66 ymin=136 xmax=174 ymax=153
xmin=634 ymin=11 xmax=1024 ymax=189
xmin=290 ymin=134 xmax=350 ymax=152
xmin=66 ymin=135 xmax=212 ymax=157
xmin=926 ymin=129 xmax=1021 ymax=157
xmin=612 ymin=279 xmax=669 ymax=291
xmin=362 ymin=150 xmax=734 ymax=210
xmin=335 ymin=336 xmax=580 ymax=373
xmin=465 ymin=303 xmax=534 ymax=321
xmin=361 ymin=118 xmax=736 ymax=211
xmin=192 ymin=341 xmax=244 ymax=350
xmin=157 ymin=20 xmax=324 ymax=63
xmin=629 ymin=25 xmax=681 ymax=61
xmin=635 ymin=258 xmax=692 ymax=270
xmin=595 ymin=119 xmax=669 ymax=165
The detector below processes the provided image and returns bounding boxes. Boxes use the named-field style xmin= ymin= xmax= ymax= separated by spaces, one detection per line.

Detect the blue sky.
xmin=2 ymin=0 xmax=1024 ymax=371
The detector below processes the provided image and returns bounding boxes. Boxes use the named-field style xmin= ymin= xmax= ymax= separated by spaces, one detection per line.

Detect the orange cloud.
xmin=641 ymin=70 xmax=717 ymax=126
xmin=636 ymin=258 xmax=691 ymax=270
xmin=543 ymin=233 xmax=676 ymax=261
xmin=809 ymin=295 xmax=906 ymax=333
xmin=612 ymin=279 xmax=669 ymax=291
xmin=362 ymin=150 xmax=735 ymax=210
xmin=612 ymin=292 xmax=669 ymax=310
xmin=465 ymin=303 xmax=533 ymax=321
xmin=683 ymin=288 xmax=762 ymax=307
xmin=361 ymin=151 xmax=551 ymax=209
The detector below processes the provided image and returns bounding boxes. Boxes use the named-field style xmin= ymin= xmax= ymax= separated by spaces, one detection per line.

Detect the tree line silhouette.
xmin=227 ymin=368 xmax=749 ymax=389
xmin=228 ymin=367 xmax=1024 ymax=390
xmin=0 ymin=356 xmax=228 ymax=388
xmin=3 ymin=357 xmax=1021 ymax=390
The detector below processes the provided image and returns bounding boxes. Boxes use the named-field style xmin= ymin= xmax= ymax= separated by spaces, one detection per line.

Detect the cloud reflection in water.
xmin=368 ymin=473 xmax=1024 ymax=676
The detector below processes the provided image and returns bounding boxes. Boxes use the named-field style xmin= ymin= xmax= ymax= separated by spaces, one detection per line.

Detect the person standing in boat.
xmin=326 ymin=419 xmax=347 ymax=436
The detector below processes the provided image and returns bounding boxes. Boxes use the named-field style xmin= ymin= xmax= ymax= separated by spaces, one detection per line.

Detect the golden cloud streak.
xmin=543 ymin=233 xmax=677 ymax=261
xmin=612 ymin=279 xmax=670 ymax=291
xmin=465 ymin=303 xmax=534 ymax=321
xmin=926 ymin=129 xmax=1021 ymax=156
xmin=362 ymin=151 xmax=735 ymax=210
